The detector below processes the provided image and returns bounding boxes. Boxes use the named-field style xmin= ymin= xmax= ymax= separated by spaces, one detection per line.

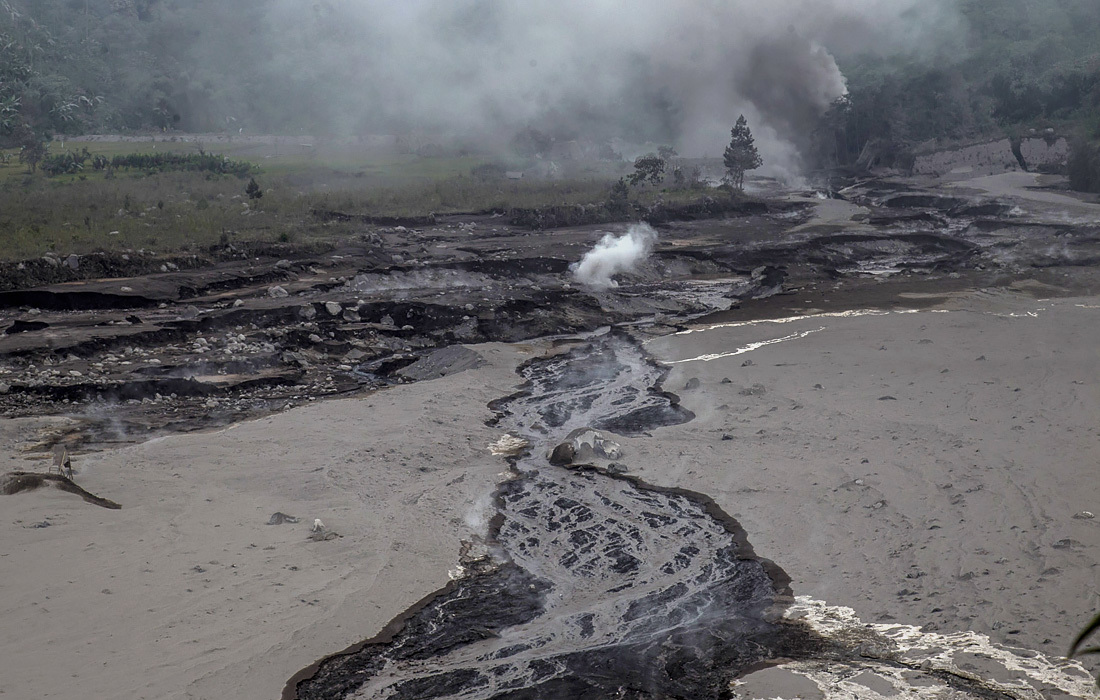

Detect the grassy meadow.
xmin=0 ymin=137 xmax=705 ymax=261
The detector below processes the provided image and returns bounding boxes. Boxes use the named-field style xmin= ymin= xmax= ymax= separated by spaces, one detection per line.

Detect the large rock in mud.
xmin=547 ymin=427 xmax=623 ymax=466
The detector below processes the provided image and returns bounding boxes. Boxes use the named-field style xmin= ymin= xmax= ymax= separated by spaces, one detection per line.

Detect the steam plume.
xmin=570 ymin=224 xmax=658 ymax=290
xmin=161 ymin=0 xmax=963 ymax=173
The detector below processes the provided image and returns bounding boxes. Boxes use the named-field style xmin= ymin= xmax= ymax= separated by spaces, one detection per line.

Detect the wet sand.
xmin=641 ymin=290 xmax=1100 ymax=656
xmin=2 ymin=293 xmax=1099 ymax=698
xmin=0 ymin=343 xmax=526 ymax=700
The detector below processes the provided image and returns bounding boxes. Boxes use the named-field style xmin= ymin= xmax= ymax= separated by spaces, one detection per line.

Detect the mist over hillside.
xmin=1 ymin=0 xmax=1099 ymax=176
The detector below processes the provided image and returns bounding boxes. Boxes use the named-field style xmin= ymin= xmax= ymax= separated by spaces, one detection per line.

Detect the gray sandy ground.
xmin=641 ymin=291 xmax=1100 ymax=656
xmin=0 ymin=343 xmax=527 ymax=700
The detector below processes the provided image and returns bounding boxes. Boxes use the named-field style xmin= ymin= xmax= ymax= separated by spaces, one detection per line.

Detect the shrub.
xmin=1068 ymin=137 xmax=1100 ymax=193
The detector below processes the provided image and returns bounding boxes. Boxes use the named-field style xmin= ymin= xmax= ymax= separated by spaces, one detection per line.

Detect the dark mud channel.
xmin=288 ymin=334 xmax=820 ymax=699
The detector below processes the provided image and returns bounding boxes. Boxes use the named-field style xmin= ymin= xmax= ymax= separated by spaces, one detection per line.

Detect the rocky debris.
xmin=267 ymin=512 xmax=300 ymax=525
xmin=488 ymin=434 xmax=530 ymax=457
xmin=1 ymin=471 xmax=121 ymax=509
xmin=2 ymin=177 xmax=1098 ymax=451
xmin=548 ymin=427 xmax=623 ymax=466
xmin=309 ymin=518 xmax=341 ymax=542
xmin=398 ymin=345 xmax=485 ymax=381
xmin=739 ymin=383 xmax=767 ymax=397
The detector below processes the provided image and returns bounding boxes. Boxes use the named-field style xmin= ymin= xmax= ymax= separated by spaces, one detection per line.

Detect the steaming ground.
xmin=569 ymin=223 xmax=658 ymax=289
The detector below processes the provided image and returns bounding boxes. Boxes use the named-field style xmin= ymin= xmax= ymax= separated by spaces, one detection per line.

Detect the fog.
xmin=20 ymin=0 xmax=963 ymax=173
xmin=182 ymin=0 xmax=960 ymax=171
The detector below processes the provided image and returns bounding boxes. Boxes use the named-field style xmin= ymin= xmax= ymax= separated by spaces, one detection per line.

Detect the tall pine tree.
xmin=723 ymin=115 xmax=763 ymax=191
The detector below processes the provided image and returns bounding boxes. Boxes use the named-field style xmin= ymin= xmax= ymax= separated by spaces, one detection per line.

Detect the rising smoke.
xmin=570 ymin=224 xmax=658 ymax=290
xmin=171 ymin=0 xmax=963 ymax=173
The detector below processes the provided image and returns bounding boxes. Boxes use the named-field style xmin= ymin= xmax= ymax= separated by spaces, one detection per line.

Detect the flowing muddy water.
xmin=288 ymin=332 xmax=1099 ymax=700
xmin=289 ymin=333 xmax=818 ymax=699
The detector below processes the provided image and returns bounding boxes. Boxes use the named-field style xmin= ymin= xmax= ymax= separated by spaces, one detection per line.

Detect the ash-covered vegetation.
xmin=812 ymin=0 xmax=1100 ymax=188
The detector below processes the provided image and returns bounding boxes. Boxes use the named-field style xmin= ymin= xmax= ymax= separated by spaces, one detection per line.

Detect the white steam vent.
xmin=569 ymin=223 xmax=657 ymax=290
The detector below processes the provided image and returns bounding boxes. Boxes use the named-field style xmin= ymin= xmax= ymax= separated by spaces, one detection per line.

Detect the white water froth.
xmin=570 ymin=223 xmax=657 ymax=289
xmin=652 ymin=303 xmax=1052 ymax=345
xmin=740 ymin=597 xmax=1100 ymax=700
xmin=663 ymin=327 xmax=825 ymax=364
xmin=660 ymin=309 xmax=909 ymax=340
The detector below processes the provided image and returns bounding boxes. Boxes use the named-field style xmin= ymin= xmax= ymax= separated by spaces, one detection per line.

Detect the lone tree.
xmin=629 ymin=153 xmax=666 ymax=186
xmin=723 ymin=115 xmax=763 ymax=191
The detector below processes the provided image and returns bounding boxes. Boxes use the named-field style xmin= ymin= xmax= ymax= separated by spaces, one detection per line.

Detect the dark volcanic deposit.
xmin=288 ymin=334 xmax=819 ymax=699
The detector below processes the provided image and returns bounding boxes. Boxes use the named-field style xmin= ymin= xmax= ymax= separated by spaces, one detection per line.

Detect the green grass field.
xmin=0 ymin=138 xmax=714 ymax=261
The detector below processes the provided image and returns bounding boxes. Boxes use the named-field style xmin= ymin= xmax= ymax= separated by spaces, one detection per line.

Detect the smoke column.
xmin=570 ymin=224 xmax=658 ymax=289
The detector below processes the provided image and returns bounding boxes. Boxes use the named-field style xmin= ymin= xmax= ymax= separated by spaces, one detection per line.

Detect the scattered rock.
xmin=298 ymin=304 xmax=317 ymax=320
xmin=1073 ymin=511 xmax=1095 ymax=520
xmin=741 ymin=359 xmax=754 ymax=367
xmin=399 ymin=346 xmax=486 ymax=381
xmin=684 ymin=377 xmax=701 ymax=390
xmin=1053 ymin=538 xmax=1084 ymax=550
xmin=548 ymin=442 xmax=576 ymax=466
xmin=720 ymin=377 xmax=732 ymax=384
xmin=325 ymin=301 xmax=343 ymax=316
xmin=268 ymin=285 xmax=289 ymax=298
xmin=489 ymin=434 xmax=530 ymax=457
xmin=739 ymin=383 xmax=766 ymax=397
xmin=65 ymin=254 xmax=80 ymax=270
xmin=548 ymin=427 xmax=623 ymax=466
xmin=878 ymin=396 xmax=897 ymax=401
xmin=267 ymin=512 xmax=300 ymax=525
